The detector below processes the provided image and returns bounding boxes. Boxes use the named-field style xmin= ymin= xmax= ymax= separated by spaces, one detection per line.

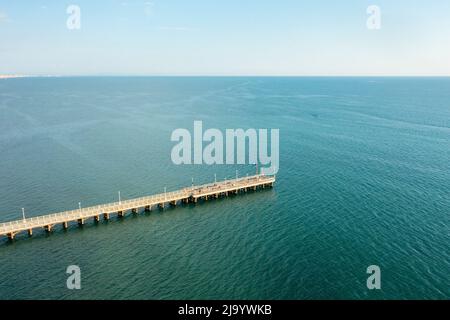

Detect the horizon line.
xmin=2 ymin=74 xmax=450 ymax=78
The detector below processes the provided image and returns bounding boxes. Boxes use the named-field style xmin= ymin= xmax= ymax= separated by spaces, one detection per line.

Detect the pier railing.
xmin=0 ymin=174 xmax=275 ymax=240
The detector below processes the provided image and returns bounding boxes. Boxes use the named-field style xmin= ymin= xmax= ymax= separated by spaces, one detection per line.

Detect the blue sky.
xmin=0 ymin=0 xmax=449 ymax=76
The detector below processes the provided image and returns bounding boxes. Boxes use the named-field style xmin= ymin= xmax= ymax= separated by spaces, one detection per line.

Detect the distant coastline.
xmin=0 ymin=75 xmax=29 ymax=79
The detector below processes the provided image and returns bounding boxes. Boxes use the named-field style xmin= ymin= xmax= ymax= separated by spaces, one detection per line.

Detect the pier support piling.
xmin=0 ymin=174 xmax=275 ymax=243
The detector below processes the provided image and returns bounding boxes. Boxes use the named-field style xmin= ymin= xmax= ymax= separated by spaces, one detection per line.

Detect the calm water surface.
xmin=0 ymin=77 xmax=448 ymax=299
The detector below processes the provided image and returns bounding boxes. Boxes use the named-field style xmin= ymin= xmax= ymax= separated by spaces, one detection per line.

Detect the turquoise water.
xmin=0 ymin=77 xmax=448 ymax=299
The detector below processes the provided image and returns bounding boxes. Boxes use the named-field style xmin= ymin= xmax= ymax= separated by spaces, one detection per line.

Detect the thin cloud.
xmin=144 ymin=1 xmax=154 ymax=17
xmin=157 ymin=26 xmax=195 ymax=31
xmin=0 ymin=11 xmax=9 ymax=23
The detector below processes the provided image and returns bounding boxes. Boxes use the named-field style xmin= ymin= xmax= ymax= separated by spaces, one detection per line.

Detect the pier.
xmin=0 ymin=174 xmax=275 ymax=241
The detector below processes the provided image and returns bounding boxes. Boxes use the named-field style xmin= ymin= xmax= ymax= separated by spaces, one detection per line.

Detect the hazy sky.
xmin=0 ymin=0 xmax=449 ymax=76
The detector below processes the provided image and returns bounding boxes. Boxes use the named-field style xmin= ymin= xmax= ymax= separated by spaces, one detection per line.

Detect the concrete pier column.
xmin=144 ymin=205 xmax=151 ymax=212
xmin=44 ymin=225 xmax=52 ymax=232
xmin=7 ymin=233 xmax=14 ymax=240
xmin=28 ymin=229 xmax=33 ymax=236
xmin=159 ymin=203 xmax=165 ymax=209
xmin=103 ymin=213 xmax=110 ymax=220
xmin=62 ymin=221 xmax=68 ymax=229
xmin=78 ymin=218 xmax=84 ymax=226
xmin=170 ymin=200 xmax=177 ymax=206
xmin=94 ymin=215 xmax=100 ymax=222
xmin=131 ymin=208 xmax=138 ymax=214
xmin=118 ymin=211 xmax=124 ymax=218
xmin=205 ymin=196 xmax=208 ymax=201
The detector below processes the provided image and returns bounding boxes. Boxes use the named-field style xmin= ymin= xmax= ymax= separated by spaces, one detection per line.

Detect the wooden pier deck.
xmin=0 ymin=174 xmax=275 ymax=241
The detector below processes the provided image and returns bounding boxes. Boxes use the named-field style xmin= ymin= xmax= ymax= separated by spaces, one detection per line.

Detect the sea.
xmin=0 ymin=77 xmax=448 ymax=299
